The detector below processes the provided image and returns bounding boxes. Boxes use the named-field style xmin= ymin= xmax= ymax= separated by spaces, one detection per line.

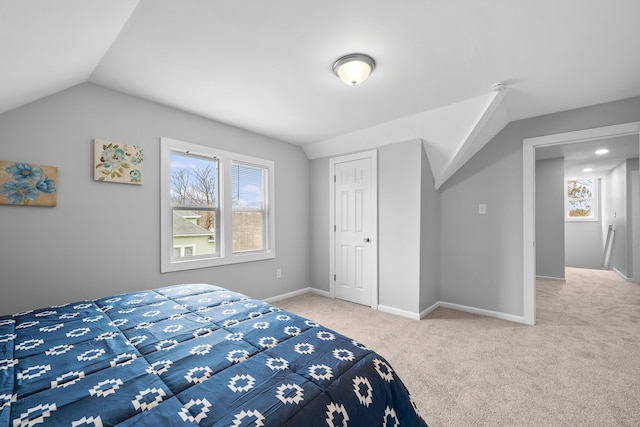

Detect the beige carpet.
xmin=275 ymin=267 xmax=640 ymax=426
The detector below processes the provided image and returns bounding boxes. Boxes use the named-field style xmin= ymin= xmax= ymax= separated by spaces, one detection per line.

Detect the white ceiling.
xmin=2 ymin=1 xmax=640 ymax=185
xmin=536 ymin=134 xmax=639 ymax=179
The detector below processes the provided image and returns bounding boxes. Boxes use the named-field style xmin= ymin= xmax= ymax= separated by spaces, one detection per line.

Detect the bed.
xmin=1 ymin=284 xmax=427 ymax=426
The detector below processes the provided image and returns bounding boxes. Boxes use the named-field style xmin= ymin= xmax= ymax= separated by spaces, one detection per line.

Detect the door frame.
xmin=329 ymin=150 xmax=378 ymax=309
xmin=631 ymin=170 xmax=640 ymax=282
xmin=522 ymin=121 xmax=640 ymax=325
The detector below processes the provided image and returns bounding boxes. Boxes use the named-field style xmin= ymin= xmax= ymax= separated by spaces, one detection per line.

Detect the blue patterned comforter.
xmin=0 ymin=284 xmax=427 ymax=426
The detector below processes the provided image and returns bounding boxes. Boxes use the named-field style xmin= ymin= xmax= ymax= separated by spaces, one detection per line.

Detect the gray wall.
xmin=419 ymin=143 xmax=440 ymax=311
xmin=565 ymin=178 xmax=603 ymax=269
xmin=378 ymin=140 xmax=422 ymax=313
xmin=565 ymin=221 xmax=604 ymax=269
xmin=563 ymin=159 xmax=639 ymax=274
xmin=309 ymin=97 xmax=640 ymax=320
xmin=5 ymin=84 xmax=639 ymax=319
xmin=437 ymin=96 xmax=640 ymax=317
xmin=309 ymin=157 xmax=330 ymax=292
xmin=601 ymin=158 xmax=640 ymax=278
xmin=0 ymin=83 xmax=310 ymax=316
xmin=535 ymin=158 xmax=565 ymax=279
xmin=603 ymin=161 xmax=628 ymax=275
xmin=438 ymin=122 xmax=524 ymax=315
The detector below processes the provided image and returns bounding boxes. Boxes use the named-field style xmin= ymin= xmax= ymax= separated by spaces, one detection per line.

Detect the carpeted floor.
xmin=275 ymin=267 xmax=640 ymax=426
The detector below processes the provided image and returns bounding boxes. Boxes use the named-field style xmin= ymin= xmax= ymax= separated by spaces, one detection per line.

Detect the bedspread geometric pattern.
xmin=0 ymin=284 xmax=428 ymax=426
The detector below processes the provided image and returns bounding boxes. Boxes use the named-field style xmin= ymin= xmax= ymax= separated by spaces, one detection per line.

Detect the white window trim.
xmin=565 ymin=177 xmax=599 ymax=222
xmin=161 ymin=137 xmax=275 ymax=272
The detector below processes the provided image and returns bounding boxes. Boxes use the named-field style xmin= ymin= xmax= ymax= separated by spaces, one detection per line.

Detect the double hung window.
xmin=161 ymin=137 xmax=275 ymax=272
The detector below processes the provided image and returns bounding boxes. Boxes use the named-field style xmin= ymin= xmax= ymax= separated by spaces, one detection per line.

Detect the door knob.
xmin=363 ymin=238 xmax=371 ymax=243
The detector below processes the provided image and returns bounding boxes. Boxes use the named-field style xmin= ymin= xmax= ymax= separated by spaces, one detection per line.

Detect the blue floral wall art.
xmin=94 ymin=138 xmax=144 ymax=185
xmin=0 ymin=160 xmax=58 ymax=206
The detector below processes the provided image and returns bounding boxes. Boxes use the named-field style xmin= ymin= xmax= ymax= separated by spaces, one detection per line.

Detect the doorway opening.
xmin=523 ymin=122 xmax=640 ymax=325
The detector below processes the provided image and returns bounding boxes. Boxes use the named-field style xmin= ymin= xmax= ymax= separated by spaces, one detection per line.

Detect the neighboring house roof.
xmin=173 ymin=210 xmax=201 ymax=220
xmin=172 ymin=211 xmax=211 ymax=236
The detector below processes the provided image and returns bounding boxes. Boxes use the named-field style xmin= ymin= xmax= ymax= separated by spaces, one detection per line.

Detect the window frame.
xmin=161 ymin=137 xmax=275 ymax=272
xmin=565 ymin=177 xmax=599 ymax=222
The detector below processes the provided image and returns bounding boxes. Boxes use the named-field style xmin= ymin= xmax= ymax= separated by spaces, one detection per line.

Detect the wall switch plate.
xmin=479 ymin=203 xmax=487 ymax=215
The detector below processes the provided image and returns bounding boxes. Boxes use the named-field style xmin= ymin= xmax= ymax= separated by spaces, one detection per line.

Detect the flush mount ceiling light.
xmin=332 ymin=53 xmax=376 ymax=86
xmin=595 ymin=149 xmax=609 ymax=155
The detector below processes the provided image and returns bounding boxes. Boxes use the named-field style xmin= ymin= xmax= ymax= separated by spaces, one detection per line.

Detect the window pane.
xmin=172 ymin=210 xmax=217 ymax=258
xmin=232 ymin=163 xmax=264 ymax=209
xmin=568 ymin=199 xmax=592 ymax=217
xmin=170 ymin=153 xmax=217 ymax=207
xmin=567 ymin=179 xmax=593 ymax=200
xmin=232 ymin=163 xmax=265 ymax=252
xmin=567 ymin=179 xmax=594 ymax=218
xmin=233 ymin=211 xmax=264 ymax=252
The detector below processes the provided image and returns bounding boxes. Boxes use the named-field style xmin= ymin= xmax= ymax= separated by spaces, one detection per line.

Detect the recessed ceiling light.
xmin=595 ymin=149 xmax=609 ymax=155
xmin=583 ymin=168 xmax=593 ymax=172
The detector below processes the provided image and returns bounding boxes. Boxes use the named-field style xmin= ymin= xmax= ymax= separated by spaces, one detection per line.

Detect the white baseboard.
xmin=613 ymin=268 xmax=632 ymax=281
xmin=263 ymin=287 xmax=330 ymax=303
xmin=419 ymin=301 xmax=441 ymax=318
xmin=434 ymin=301 xmax=527 ymax=324
xmin=377 ymin=304 xmax=421 ymax=320
xmin=264 ymin=289 xmax=528 ymax=325
xmin=308 ymin=288 xmax=332 ymax=298
xmin=536 ymin=275 xmax=566 ymax=282
xmin=376 ymin=301 xmax=526 ymax=324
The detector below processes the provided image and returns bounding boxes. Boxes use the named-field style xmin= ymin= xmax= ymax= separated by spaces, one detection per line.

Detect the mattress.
xmin=0 ymin=283 xmax=427 ymax=426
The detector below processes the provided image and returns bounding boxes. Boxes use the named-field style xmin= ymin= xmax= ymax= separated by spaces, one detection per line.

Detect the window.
xmin=565 ymin=178 xmax=598 ymax=221
xmin=161 ymin=137 xmax=275 ymax=272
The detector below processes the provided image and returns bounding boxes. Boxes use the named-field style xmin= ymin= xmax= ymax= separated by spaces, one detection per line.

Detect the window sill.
xmin=565 ymin=218 xmax=599 ymax=222
xmin=161 ymin=250 xmax=275 ymax=273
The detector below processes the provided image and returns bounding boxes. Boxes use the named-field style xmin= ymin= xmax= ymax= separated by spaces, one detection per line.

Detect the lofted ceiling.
xmin=2 ymin=1 xmax=640 ymax=188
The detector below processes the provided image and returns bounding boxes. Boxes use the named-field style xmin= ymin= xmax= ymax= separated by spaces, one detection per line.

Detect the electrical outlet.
xmin=479 ymin=203 xmax=487 ymax=215
xmin=276 ymin=268 xmax=282 ymax=279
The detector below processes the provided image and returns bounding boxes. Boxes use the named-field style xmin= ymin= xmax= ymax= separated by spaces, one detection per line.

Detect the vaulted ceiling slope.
xmin=2 ymin=1 xmax=640 ymax=188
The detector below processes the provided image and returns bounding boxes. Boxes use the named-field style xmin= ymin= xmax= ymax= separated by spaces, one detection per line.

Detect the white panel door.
xmin=334 ymin=157 xmax=374 ymax=306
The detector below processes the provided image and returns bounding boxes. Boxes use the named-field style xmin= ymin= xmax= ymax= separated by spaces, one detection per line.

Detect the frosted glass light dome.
xmin=332 ymin=54 xmax=375 ymax=86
